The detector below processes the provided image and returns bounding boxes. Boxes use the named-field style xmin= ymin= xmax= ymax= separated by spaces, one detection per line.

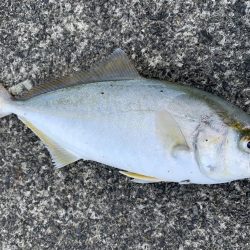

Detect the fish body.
xmin=1 ymin=49 xmax=250 ymax=184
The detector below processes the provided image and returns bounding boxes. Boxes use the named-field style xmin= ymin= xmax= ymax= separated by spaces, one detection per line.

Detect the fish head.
xmin=222 ymin=125 xmax=250 ymax=181
xmin=194 ymin=110 xmax=250 ymax=183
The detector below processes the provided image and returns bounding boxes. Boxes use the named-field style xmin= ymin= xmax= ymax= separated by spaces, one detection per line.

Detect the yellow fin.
xmin=19 ymin=117 xmax=80 ymax=168
xmin=119 ymin=171 xmax=162 ymax=183
xmin=131 ymin=179 xmax=162 ymax=184
xmin=155 ymin=111 xmax=190 ymax=156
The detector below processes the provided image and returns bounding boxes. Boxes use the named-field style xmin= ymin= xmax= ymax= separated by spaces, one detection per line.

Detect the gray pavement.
xmin=0 ymin=0 xmax=250 ymax=249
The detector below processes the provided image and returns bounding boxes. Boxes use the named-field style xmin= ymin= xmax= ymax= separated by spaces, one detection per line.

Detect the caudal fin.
xmin=0 ymin=84 xmax=12 ymax=118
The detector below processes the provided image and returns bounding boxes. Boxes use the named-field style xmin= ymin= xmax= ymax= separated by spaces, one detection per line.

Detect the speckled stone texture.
xmin=0 ymin=0 xmax=250 ymax=249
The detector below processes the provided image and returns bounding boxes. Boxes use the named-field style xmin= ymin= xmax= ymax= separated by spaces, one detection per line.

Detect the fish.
xmin=0 ymin=48 xmax=249 ymax=184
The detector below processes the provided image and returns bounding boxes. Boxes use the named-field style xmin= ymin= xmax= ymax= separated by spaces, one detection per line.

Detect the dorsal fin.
xmin=19 ymin=117 xmax=80 ymax=168
xmin=16 ymin=48 xmax=141 ymax=100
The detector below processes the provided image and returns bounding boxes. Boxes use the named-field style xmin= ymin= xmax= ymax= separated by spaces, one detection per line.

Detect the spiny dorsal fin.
xmin=19 ymin=117 xmax=80 ymax=168
xmin=119 ymin=171 xmax=162 ymax=183
xmin=16 ymin=48 xmax=141 ymax=100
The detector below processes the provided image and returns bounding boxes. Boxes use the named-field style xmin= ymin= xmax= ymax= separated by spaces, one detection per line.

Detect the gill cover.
xmin=194 ymin=120 xmax=230 ymax=181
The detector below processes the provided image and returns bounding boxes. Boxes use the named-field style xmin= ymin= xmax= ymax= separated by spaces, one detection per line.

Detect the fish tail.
xmin=0 ymin=84 xmax=12 ymax=118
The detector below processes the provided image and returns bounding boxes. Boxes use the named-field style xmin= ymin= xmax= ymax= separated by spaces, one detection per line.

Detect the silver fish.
xmin=1 ymin=49 xmax=249 ymax=184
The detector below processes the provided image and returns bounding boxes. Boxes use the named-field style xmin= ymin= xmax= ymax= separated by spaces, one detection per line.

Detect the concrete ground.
xmin=0 ymin=0 xmax=250 ymax=249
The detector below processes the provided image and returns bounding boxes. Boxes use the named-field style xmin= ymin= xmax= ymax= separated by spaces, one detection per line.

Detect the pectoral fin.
xmin=155 ymin=111 xmax=190 ymax=157
xmin=19 ymin=117 xmax=80 ymax=168
xmin=119 ymin=171 xmax=162 ymax=183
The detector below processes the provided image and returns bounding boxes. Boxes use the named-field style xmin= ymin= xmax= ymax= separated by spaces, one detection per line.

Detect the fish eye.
xmin=239 ymin=136 xmax=250 ymax=153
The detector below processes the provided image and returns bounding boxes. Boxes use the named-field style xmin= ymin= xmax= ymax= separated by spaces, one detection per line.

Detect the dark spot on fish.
xmin=205 ymin=139 xmax=208 ymax=142
xmin=207 ymin=165 xmax=216 ymax=172
xmin=160 ymin=90 xmax=163 ymax=93
xmin=101 ymin=92 xmax=104 ymax=95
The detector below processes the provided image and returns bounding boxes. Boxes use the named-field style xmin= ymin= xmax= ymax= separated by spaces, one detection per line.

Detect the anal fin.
xmin=119 ymin=171 xmax=162 ymax=183
xmin=131 ymin=179 xmax=162 ymax=184
xmin=19 ymin=117 xmax=80 ymax=168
